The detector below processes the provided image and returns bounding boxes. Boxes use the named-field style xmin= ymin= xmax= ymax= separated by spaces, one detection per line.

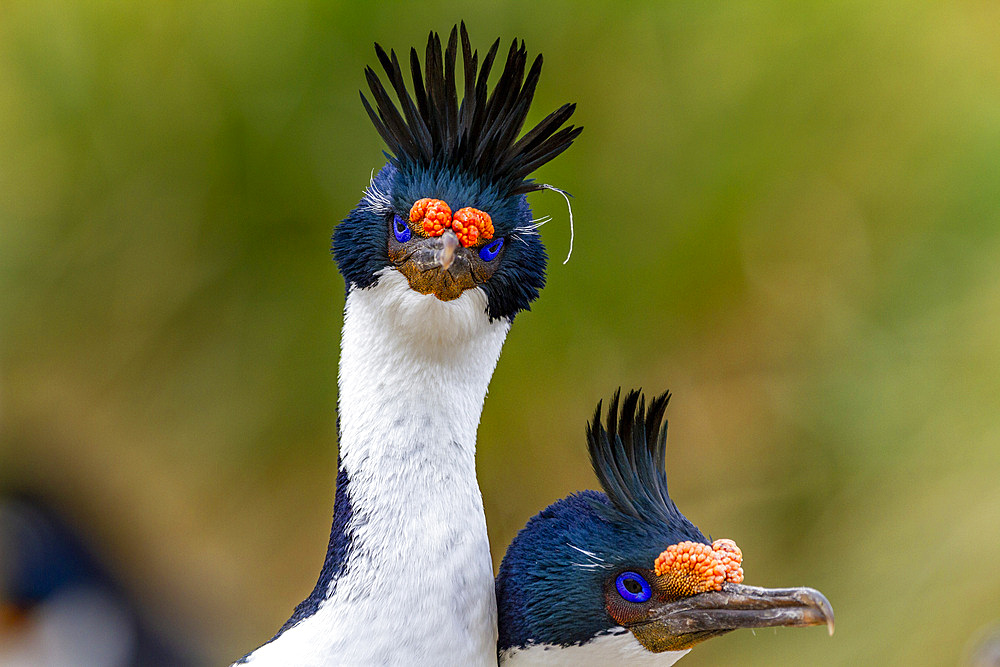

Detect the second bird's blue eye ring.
xmin=393 ymin=214 xmax=411 ymax=243
xmin=615 ymin=572 xmax=652 ymax=603
xmin=478 ymin=237 xmax=504 ymax=261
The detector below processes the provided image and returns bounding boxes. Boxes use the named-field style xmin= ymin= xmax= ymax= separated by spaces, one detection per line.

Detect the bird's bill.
xmin=392 ymin=229 xmax=477 ymax=301
xmin=631 ymin=583 xmax=834 ymax=652
xmin=0 ymin=602 xmax=29 ymax=632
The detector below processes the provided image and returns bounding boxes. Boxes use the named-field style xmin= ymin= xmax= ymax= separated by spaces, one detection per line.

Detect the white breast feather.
xmin=240 ymin=269 xmax=510 ymax=666
xmin=499 ymin=630 xmax=690 ymax=666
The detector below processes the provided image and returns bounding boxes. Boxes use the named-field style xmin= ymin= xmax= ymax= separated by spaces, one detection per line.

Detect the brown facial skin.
xmin=605 ymin=574 xmax=835 ymax=652
xmin=388 ymin=222 xmax=503 ymax=301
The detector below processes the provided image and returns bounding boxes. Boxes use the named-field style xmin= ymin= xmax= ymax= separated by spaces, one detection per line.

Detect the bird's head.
xmin=0 ymin=494 xmax=115 ymax=635
xmin=333 ymin=24 xmax=581 ymax=322
xmin=496 ymin=390 xmax=834 ymax=664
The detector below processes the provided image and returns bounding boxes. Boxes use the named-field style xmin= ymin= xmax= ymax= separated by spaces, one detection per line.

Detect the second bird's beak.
xmin=631 ymin=583 xmax=835 ymax=652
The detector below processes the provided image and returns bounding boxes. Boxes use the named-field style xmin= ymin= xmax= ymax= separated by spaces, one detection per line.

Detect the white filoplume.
xmin=240 ymin=269 xmax=509 ymax=666
xmin=499 ymin=631 xmax=690 ymax=666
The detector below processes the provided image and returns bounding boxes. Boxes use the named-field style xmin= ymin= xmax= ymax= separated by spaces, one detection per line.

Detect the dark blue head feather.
xmin=496 ymin=390 xmax=708 ymax=651
xmin=588 ymin=389 xmax=694 ymax=529
xmin=1 ymin=493 xmax=200 ymax=666
xmin=333 ymin=163 xmax=398 ymax=292
xmin=361 ymin=23 xmax=581 ymax=198
xmin=332 ymin=24 xmax=579 ymax=321
xmin=0 ymin=494 xmax=106 ymax=605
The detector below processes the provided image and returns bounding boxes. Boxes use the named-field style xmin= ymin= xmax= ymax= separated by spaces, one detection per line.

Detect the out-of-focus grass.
xmin=2 ymin=1 xmax=998 ymax=664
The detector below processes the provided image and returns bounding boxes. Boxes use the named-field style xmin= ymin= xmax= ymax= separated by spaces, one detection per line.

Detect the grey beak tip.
xmin=438 ymin=230 xmax=459 ymax=270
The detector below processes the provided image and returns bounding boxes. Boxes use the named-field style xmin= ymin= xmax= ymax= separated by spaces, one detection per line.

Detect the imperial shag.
xmin=235 ymin=24 xmax=580 ymax=666
xmin=496 ymin=390 xmax=834 ymax=665
xmin=0 ymin=493 xmax=199 ymax=666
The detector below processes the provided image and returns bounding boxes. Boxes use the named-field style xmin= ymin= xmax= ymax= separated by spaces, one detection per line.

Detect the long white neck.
xmin=239 ymin=269 xmax=509 ymax=666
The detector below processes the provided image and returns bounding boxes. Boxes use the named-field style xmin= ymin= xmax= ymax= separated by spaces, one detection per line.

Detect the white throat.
xmin=499 ymin=631 xmax=690 ymax=666
xmin=241 ymin=269 xmax=510 ymax=666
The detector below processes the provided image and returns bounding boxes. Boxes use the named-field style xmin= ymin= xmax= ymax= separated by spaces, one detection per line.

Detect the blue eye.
xmin=615 ymin=572 xmax=652 ymax=603
xmin=392 ymin=214 xmax=411 ymax=243
xmin=478 ymin=237 xmax=504 ymax=261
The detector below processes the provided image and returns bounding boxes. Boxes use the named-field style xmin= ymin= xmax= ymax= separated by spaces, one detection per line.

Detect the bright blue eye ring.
xmin=393 ymin=214 xmax=411 ymax=243
xmin=615 ymin=572 xmax=652 ymax=603
xmin=478 ymin=237 xmax=504 ymax=261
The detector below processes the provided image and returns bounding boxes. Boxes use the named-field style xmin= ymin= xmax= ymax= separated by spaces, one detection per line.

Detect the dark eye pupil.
xmin=395 ymin=220 xmax=406 ymax=232
xmin=623 ymin=578 xmax=642 ymax=595
xmin=478 ymin=236 xmax=503 ymax=262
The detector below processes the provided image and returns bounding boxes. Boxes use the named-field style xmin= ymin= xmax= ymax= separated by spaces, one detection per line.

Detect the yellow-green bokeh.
xmin=2 ymin=1 xmax=999 ymax=664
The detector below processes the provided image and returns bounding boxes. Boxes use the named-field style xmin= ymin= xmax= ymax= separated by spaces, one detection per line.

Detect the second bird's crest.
xmin=588 ymin=389 xmax=689 ymax=529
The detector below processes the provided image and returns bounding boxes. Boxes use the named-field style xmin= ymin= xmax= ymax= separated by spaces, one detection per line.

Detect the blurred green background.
xmin=2 ymin=1 xmax=999 ymax=664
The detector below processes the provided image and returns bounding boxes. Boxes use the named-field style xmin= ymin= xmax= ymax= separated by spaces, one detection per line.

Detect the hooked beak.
xmin=390 ymin=229 xmax=477 ymax=301
xmin=436 ymin=229 xmax=459 ymax=271
xmin=631 ymin=583 xmax=834 ymax=652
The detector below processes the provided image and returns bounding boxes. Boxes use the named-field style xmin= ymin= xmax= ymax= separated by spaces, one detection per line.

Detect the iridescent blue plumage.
xmin=1 ymin=493 xmax=199 ymax=666
xmin=496 ymin=391 xmax=835 ymax=664
xmin=333 ymin=23 xmax=580 ymax=321
xmin=496 ymin=391 xmax=709 ymax=652
xmin=238 ymin=24 xmax=581 ymax=665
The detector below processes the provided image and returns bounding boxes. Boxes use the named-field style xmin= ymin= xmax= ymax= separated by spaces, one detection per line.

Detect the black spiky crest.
xmin=587 ymin=389 xmax=682 ymax=525
xmin=361 ymin=23 xmax=582 ymax=198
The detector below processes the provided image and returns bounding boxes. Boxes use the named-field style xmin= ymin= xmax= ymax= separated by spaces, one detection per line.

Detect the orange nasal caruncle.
xmin=653 ymin=539 xmax=744 ymax=596
xmin=711 ymin=538 xmax=744 ymax=584
xmin=410 ymin=198 xmax=453 ymax=237
xmin=452 ymin=207 xmax=494 ymax=247
xmin=408 ymin=199 xmax=493 ymax=248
